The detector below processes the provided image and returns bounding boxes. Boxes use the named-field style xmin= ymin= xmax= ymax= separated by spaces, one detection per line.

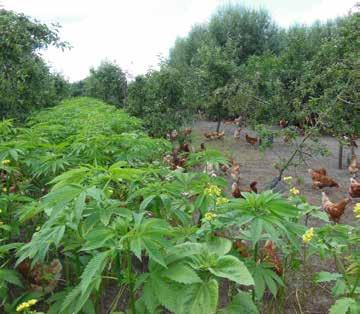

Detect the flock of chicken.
xmin=307 ymin=166 xmax=360 ymax=222
xmin=162 ymin=124 xmax=360 ymax=278
xmin=305 ymin=132 xmax=360 ymax=223
xmin=204 ymin=127 xmax=260 ymax=146
xmin=165 ymin=121 xmax=360 ymax=224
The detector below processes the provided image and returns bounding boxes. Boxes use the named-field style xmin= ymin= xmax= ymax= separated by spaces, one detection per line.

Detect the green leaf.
xmin=209 ymin=255 xmax=254 ymax=286
xmin=206 ymin=237 xmax=232 ymax=256
xmin=74 ymin=191 xmax=86 ymax=222
xmin=141 ymin=281 xmax=159 ymax=313
xmin=253 ymin=269 xmax=266 ymax=300
xmin=152 ymin=275 xmax=178 ymax=312
xmin=218 ymin=292 xmax=259 ymax=314
xmin=130 ymin=237 xmax=142 ymax=260
xmin=332 ymin=279 xmax=347 ymax=297
xmin=82 ymin=228 xmax=115 ymax=251
xmin=79 ymin=251 xmax=110 ymax=296
xmin=250 ymin=219 xmax=263 ymax=247
xmin=310 ymin=210 xmax=329 ymax=222
xmin=143 ymin=239 xmax=167 ymax=268
xmin=163 ymin=263 xmax=202 ymax=284
xmin=329 ymin=298 xmax=356 ymax=314
xmin=43 ymin=184 xmax=83 ymax=210
xmin=0 ymin=269 xmax=23 ymax=287
xmin=166 ymin=242 xmax=203 ymax=264
xmin=314 ymin=271 xmax=343 ymax=283
xmin=263 ymin=270 xmax=278 ymax=297
xmin=186 ymin=279 xmax=219 ymax=314
xmin=83 ymin=299 xmax=96 ymax=314
xmin=140 ymin=195 xmax=157 ymax=211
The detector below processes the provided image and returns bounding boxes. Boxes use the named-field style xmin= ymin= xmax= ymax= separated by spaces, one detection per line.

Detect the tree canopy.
xmin=0 ymin=9 xmax=69 ymax=120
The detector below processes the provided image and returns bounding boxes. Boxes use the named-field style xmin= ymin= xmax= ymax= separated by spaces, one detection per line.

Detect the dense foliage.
xmin=0 ymin=98 xmax=359 ymax=313
xmin=75 ymin=61 xmax=128 ymax=107
xmin=0 ymin=9 xmax=70 ymax=121
xmin=124 ymin=4 xmax=359 ymax=137
xmin=126 ymin=67 xmax=189 ymax=137
xmin=1 ymin=3 xmax=359 ymax=314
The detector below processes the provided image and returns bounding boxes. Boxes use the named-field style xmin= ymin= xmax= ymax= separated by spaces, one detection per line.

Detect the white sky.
xmin=1 ymin=0 xmax=357 ymax=82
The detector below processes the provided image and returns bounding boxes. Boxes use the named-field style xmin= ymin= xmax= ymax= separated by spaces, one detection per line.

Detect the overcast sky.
xmin=2 ymin=0 xmax=357 ymax=82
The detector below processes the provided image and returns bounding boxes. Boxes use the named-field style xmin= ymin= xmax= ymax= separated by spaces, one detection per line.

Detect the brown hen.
xmin=349 ymin=178 xmax=360 ymax=198
xmin=245 ymin=133 xmax=258 ymax=145
xmin=308 ymin=169 xmax=339 ymax=189
xmin=321 ymin=192 xmax=350 ymax=223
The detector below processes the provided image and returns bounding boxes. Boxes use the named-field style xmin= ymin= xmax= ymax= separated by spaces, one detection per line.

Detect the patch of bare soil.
xmin=190 ymin=120 xmax=359 ymax=314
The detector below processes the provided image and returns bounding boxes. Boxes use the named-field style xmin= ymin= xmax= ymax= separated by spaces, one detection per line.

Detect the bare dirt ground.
xmin=191 ymin=120 xmax=359 ymax=314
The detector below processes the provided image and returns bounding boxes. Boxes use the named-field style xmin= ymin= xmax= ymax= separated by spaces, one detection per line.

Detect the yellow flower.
xmin=0 ymin=209 xmax=2 ymax=213
xmin=1 ymin=159 xmax=10 ymax=165
xmin=27 ymin=299 xmax=37 ymax=306
xmin=2 ymin=187 xmax=7 ymax=192
xmin=0 ymin=221 xmax=3 ymax=225
xmin=289 ymin=187 xmax=300 ymax=196
xmin=302 ymin=227 xmax=314 ymax=244
xmin=35 ymin=226 xmax=40 ymax=231
xmin=354 ymin=203 xmax=360 ymax=219
xmin=16 ymin=299 xmax=37 ymax=312
xmin=216 ymin=197 xmax=229 ymax=206
xmin=204 ymin=212 xmax=217 ymax=221
xmin=204 ymin=185 xmax=221 ymax=197
xmin=283 ymin=176 xmax=292 ymax=183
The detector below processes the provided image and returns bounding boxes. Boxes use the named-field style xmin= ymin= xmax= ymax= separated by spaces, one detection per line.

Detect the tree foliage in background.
xmin=126 ymin=66 xmax=190 ymax=137
xmin=83 ymin=60 xmax=128 ymax=107
xmin=163 ymin=4 xmax=360 ymax=136
xmin=0 ymin=9 xmax=69 ymax=121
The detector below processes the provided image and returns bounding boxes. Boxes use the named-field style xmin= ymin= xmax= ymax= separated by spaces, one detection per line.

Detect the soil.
xmin=189 ymin=120 xmax=359 ymax=314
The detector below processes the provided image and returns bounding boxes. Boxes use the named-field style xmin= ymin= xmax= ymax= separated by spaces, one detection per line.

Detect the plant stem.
xmin=126 ymin=249 xmax=136 ymax=314
xmin=350 ymin=270 xmax=360 ymax=297
xmin=252 ymin=242 xmax=259 ymax=301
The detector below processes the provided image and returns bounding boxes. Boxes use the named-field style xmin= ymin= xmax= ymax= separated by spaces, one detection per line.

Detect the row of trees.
xmin=167 ymin=4 xmax=359 ymax=136
xmin=70 ymin=61 xmax=127 ymax=107
xmin=2 ymin=5 xmax=359 ymax=138
xmin=0 ymin=9 xmax=128 ymax=121
xmin=0 ymin=9 xmax=70 ymax=121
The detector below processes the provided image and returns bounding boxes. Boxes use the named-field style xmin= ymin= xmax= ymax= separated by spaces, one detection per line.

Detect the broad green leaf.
xmin=143 ymin=239 xmax=167 ymax=268
xmin=186 ymin=279 xmax=219 ymax=314
xmin=314 ymin=271 xmax=342 ymax=283
xmin=152 ymin=276 xmax=178 ymax=312
xmin=210 ymin=256 xmax=254 ymax=286
xmin=166 ymin=242 xmax=204 ymax=264
xmin=82 ymin=228 xmax=115 ymax=251
xmin=163 ymin=263 xmax=202 ymax=284
xmin=141 ymin=281 xmax=159 ymax=313
xmin=329 ymin=298 xmax=356 ymax=314
xmin=0 ymin=269 xmax=23 ymax=287
xmin=218 ymin=292 xmax=259 ymax=314
xmin=43 ymin=184 xmax=83 ymax=209
xmin=206 ymin=237 xmax=232 ymax=256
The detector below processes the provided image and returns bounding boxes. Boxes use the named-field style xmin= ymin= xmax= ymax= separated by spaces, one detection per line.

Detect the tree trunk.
xmin=216 ymin=113 xmax=221 ymax=133
xmin=351 ymin=143 xmax=355 ymax=158
xmin=338 ymin=141 xmax=343 ymax=169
